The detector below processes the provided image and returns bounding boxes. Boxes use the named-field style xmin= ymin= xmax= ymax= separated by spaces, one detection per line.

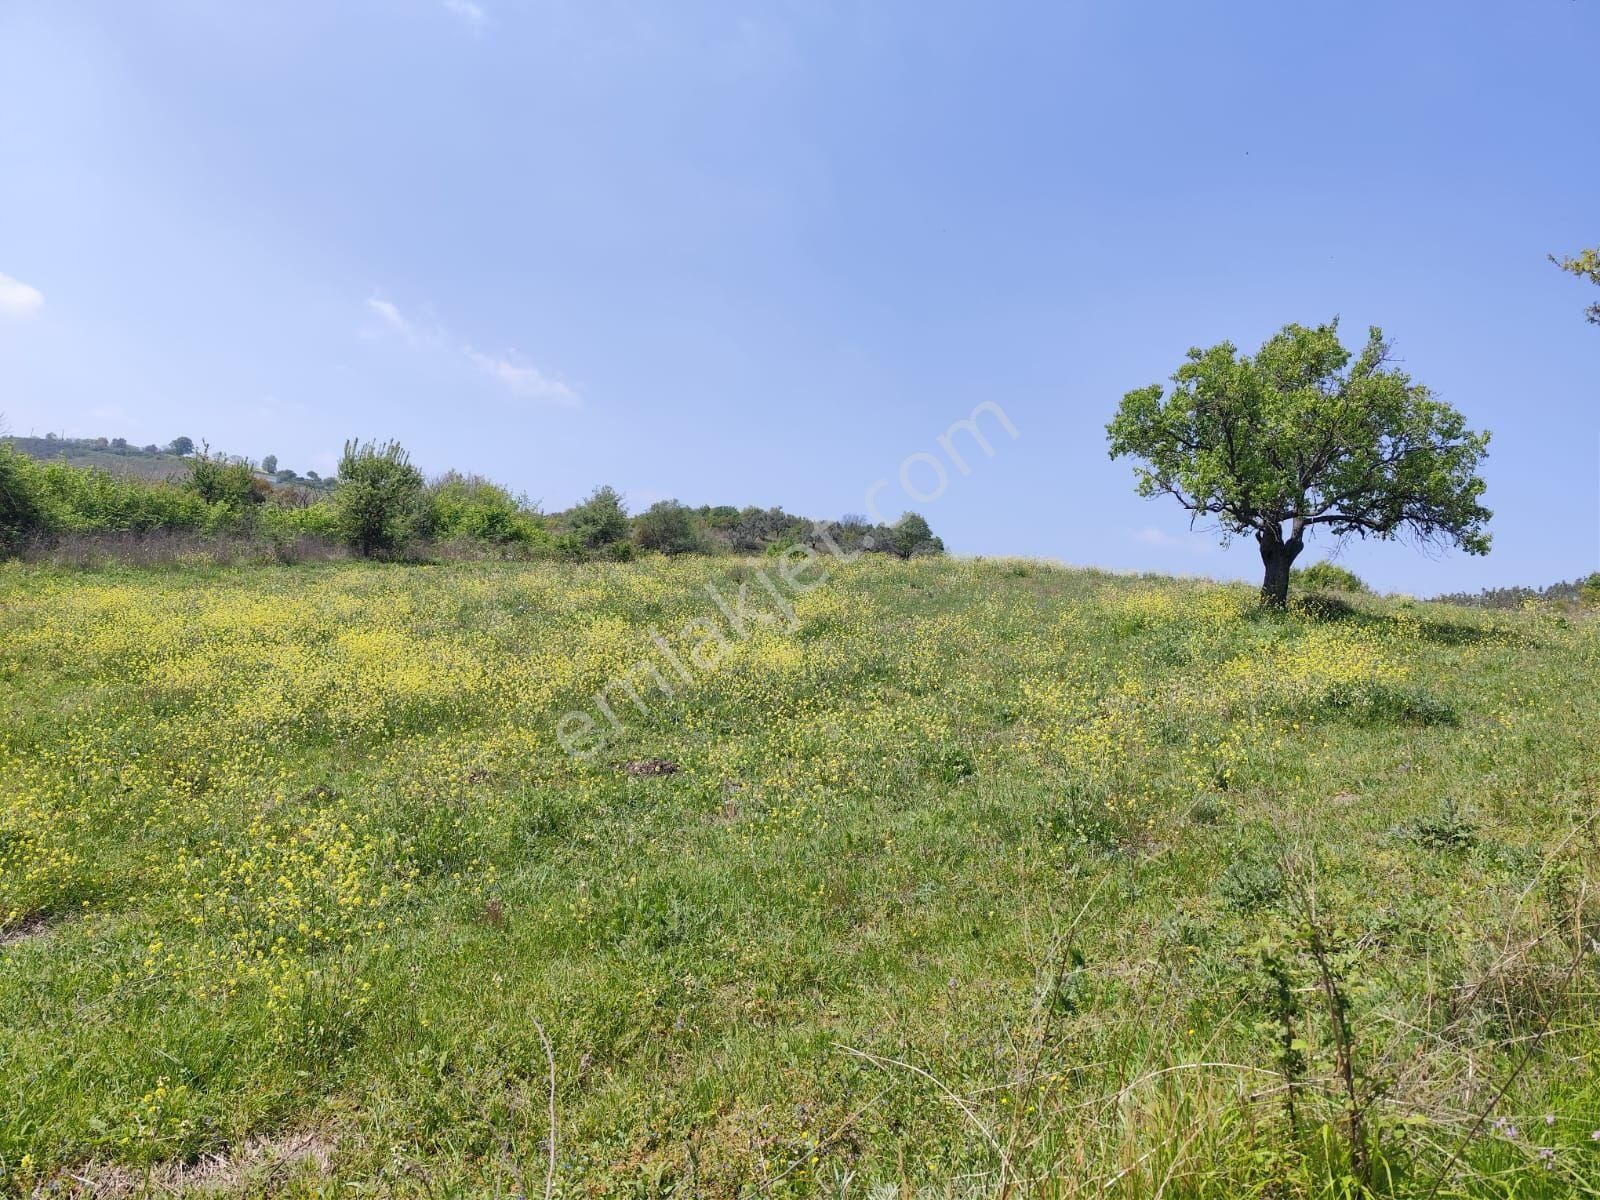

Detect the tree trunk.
xmin=1258 ymin=527 xmax=1304 ymax=608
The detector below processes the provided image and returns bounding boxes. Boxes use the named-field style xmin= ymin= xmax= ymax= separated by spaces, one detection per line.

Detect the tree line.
xmin=0 ymin=434 xmax=944 ymax=563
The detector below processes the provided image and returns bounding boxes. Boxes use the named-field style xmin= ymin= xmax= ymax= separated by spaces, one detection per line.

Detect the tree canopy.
xmin=567 ymin=485 xmax=630 ymax=549
xmin=334 ymin=438 xmax=430 ymax=557
xmin=632 ymin=499 xmax=699 ymax=555
xmin=1551 ymin=246 xmax=1600 ymax=325
xmin=1108 ymin=320 xmax=1491 ymax=605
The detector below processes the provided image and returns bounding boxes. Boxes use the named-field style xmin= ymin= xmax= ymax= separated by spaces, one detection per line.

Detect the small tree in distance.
xmin=184 ymin=443 xmax=260 ymax=509
xmin=890 ymin=512 xmax=944 ymax=559
xmin=633 ymin=500 xmax=699 ymax=555
xmin=334 ymin=439 xmax=430 ymax=557
xmin=567 ymin=485 xmax=630 ymax=549
xmin=1108 ymin=320 xmax=1491 ymax=607
xmin=168 ymin=436 xmax=195 ymax=457
xmin=261 ymin=454 xmax=278 ymax=475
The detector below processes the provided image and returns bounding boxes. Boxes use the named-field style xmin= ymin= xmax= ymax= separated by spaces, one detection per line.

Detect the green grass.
xmin=1 ymin=556 xmax=1596 ymax=1197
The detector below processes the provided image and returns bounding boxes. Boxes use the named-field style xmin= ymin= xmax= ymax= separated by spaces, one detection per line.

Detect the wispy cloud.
xmin=443 ymin=0 xmax=487 ymax=31
xmin=362 ymin=293 xmax=443 ymax=348
xmin=1135 ymin=526 xmax=1214 ymax=553
xmin=0 ymin=272 xmax=44 ymax=318
xmin=364 ymin=290 xmax=580 ymax=406
xmin=366 ymin=295 xmax=412 ymax=337
xmin=465 ymin=348 xmax=578 ymax=405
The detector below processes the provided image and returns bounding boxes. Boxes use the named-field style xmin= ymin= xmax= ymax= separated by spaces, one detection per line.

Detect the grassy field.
xmin=1 ymin=556 xmax=1597 ymax=1197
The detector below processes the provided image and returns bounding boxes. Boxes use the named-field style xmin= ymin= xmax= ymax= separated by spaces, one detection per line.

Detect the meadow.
xmin=1 ymin=555 xmax=1597 ymax=1198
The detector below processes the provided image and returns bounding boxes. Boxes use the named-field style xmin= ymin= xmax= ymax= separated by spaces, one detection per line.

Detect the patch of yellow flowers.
xmin=0 ymin=558 xmax=1545 ymax=1055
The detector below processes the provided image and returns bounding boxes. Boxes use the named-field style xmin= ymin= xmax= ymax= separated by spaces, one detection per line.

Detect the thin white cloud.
xmin=1135 ymin=527 xmax=1214 ymax=553
xmin=363 ymin=294 xmax=446 ymax=348
xmin=443 ymin=0 xmax=487 ymax=31
xmin=366 ymin=295 xmax=411 ymax=336
xmin=466 ymin=348 xmax=579 ymax=406
xmin=364 ymin=290 xmax=580 ymax=406
xmin=0 ymin=272 xmax=44 ymax=318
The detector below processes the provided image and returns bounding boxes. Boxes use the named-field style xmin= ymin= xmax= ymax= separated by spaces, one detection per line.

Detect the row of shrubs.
xmin=1291 ymin=559 xmax=1600 ymax=611
xmin=0 ymin=438 xmax=944 ymax=563
xmin=1432 ymin=574 xmax=1600 ymax=610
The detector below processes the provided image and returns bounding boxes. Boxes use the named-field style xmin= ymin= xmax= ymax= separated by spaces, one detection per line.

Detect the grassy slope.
xmin=0 ymin=557 xmax=1596 ymax=1197
xmin=5 ymin=437 xmax=190 ymax=482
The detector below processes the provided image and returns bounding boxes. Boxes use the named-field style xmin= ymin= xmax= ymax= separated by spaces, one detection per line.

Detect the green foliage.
xmin=256 ymin=500 xmax=340 ymax=542
xmin=1293 ymin=561 xmax=1368 ymax=593
xmin=632 ymin=500 xmax=699 ymax=555
xmin=0 ymin=443 xmax=44 ymax=553
xmin=566 ymin=484 xmax=629 ymax=549
xmin=31 ymin=461 xmax=218 ymax=534
xmin=1550 ymin=246 xmax=1600 ymax=325
xmin=890 ymin=511 xmax=945 ymax=559
xmin=1109 ymin=320 xmax=1491 ymax=605
xmin=261 ymin=455 xmax=277 ymax=475
xmin=333 ymin=439 xmax=430 ymax=557
xmin=183 ymin=446 xmax=261 ymax=510
xmin=167 ymin=436 xmax=195 ymax=457
xmin=429 ymin=472 xmax=541 ymax=545
xmin=1436 ymin=574 xmax=1600 ymax=609
xmin=1216 ymin=849 xmax=1286 ymax=914
xmin=8 ymin=433 xmax=937 ymax=565
xmin=1396 ymin=798 xmax=1479 ymax=851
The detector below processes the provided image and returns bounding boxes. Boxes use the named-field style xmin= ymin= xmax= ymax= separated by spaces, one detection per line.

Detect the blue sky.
xmin=1 ymin=0 xmax=1595 ymax=593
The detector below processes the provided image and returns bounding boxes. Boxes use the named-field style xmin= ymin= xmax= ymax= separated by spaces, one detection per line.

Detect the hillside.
xmin=2 ymin=556 xmax=1596 ymax=1196
xmin=5 ymin=435 xmax=193 ymax=482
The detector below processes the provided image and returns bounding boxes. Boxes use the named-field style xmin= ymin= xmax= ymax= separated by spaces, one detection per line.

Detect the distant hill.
xmin=4 ymin=435 xmax=336 ymax=493
xmin=6 ymin=436 xmax=190 ymax=482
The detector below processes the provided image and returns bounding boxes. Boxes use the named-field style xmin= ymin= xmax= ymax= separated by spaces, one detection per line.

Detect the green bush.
xmin=1293 ymin=561 xmax=1368 ymax=593
xmin=257 ymin=501 xmax=340 ymax=542
xmin=429 ymin=473 xmax=541 ymax=545
xmin=890 ymin=512 xmax=945 ymax=559
xmin=183 ymin=447 xmax=262 ymax=511
xmin=0 ymin=443 xmax=44 ymax=553
xmin=632 ymin=500 xmax=699 ymax=555
xmin=566 ymin=485 xmax=629 ymax=549
xmin=333 ymin=440 xmax=431 ymax=557
xmin=32 ymin=462 xmax=216 ymax=534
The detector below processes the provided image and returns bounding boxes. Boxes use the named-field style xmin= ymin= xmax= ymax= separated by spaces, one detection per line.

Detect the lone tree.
xmin=334 ymin=438 xmax=430 ymax=557
xmin=889 ymin=512 xmax=944 ymax=559
xmin=632 ymin=499 xmax=699 ymax=555
xmin=1108 ymin=320 xmax=1491 ymax=606
xmin=567 ymin=485 xmax=630 ymax=549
